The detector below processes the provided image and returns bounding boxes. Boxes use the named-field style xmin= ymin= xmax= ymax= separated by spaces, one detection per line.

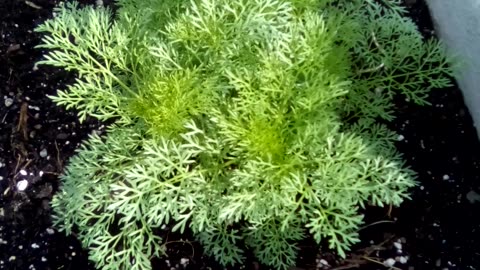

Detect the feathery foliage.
xmin=35 ymin=0 xmax=452 ymax=269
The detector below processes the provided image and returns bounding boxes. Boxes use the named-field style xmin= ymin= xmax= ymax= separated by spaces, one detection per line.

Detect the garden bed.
xmin=0 ymin=0 xmax=479 ymax=269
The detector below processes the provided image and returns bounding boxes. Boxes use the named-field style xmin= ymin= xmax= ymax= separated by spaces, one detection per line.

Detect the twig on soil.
xmin=16 ymin=102 xmax=29 ymax=141
xmin=330 ymin=235 xmax=398 ymax=270
xmin=54 ymin=140 xmax=63 ymax=170
xmin=359 ymin=220 xmax=395 ymax=231
xmin=362 ymin=256 xmax=401 ymax=270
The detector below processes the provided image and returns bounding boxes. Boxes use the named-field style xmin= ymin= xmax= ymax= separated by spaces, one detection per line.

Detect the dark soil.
xmin=0 ymin=0 xmax=479 ymax=270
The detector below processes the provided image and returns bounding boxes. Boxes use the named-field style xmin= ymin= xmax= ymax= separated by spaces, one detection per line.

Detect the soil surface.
xmin=0 ymin=0 xmax=479 ymax=270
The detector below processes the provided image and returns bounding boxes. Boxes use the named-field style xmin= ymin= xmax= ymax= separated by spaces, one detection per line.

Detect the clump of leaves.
xmin=35 ymin=0 xmax=452 ymax=269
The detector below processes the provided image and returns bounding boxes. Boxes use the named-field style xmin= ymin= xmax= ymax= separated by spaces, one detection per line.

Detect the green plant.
xmin=36 ymin=0 xmax=452 ymax=269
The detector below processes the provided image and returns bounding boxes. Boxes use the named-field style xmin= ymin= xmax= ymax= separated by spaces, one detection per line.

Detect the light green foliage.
xmin=36 ymin=0 xmax=452 ymax=269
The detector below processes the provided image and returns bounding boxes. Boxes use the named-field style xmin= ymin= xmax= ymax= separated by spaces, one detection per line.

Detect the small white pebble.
xmin=180 ymin=258 xmax=189 ymax=266
xmin=420 ymin=186 xmax=425 ymax=190
xmin=319 ymin=259 xmax=329 ymax=266
xmin=41 ymin=257 xmax=47 ymax=262
xmin=46 ymin=228 xmax=54 ymax=235
xmin=0 ymin=162 xmax=5 ymax=168
xmin=383 ymin=258 xmax=396 ymax=267
xmin=4 ymin=98 xmax=13 ymax=107
xmin=397 ymin=134 xmax=405 ymax=141
xmin=19 ymin=170 xmax=27 ymax=176
xmin=18 ymin=245 xmax=23 ymax=249
xmin=16 ymin=180 xmax=29 ymax=191
xmin=0 ymin=176 xmax=3 ymax=181
xmin=393 ymin=242 xmax=402 ymax=250
xmin=443 ymin=174 xmax=450 ymax=181
xmin=71 ymin=252 xmax=76 ymax=256
xmin=39 ymin=171 xmax=44 ymax=177
xmin=39 ymin=149 xmax=48 ymax=158
xmin=31 ymin=243 xmax=40 ymax=249
xmin=8 ymin=256 xmax=15 ymax=262
xmin=398 ymin=256 xmax=408 ymax=264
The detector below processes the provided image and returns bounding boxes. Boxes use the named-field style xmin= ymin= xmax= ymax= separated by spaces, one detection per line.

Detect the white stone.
xmin=443 ymin=174 xmax=450 ymax=180
xmin=180 ymin=258 xmax=189 ymax=265
xmin=319 ymin=259 xmax=329 ymax=266
xmin=46 ymin=228 xmax=54 ymax=235
xmin=39 ymin=149 xmax=48 ymax=158
xmin=383 ymin=258 xmax=396 ymax=267
xmin=397 ymin=134 xmax=405 ymax=141
xmin=31 ymin=243 xmax=40 ymax=249
xmin=16 ymin=180 xmax=28 ymax=191
xmin=398 ymin=256 xmax=408 ymax=264
xmin=19 ymin=170 xmax=27 ymax=176
xmin=4 ymin=98 xmax=13 ymax=107
xmin=393 ymin=242 xmax=402 ymax=250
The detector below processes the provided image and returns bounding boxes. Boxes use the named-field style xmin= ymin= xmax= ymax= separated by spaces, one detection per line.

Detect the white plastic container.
xmin=426 ymin=0 xmax=480 ymax=136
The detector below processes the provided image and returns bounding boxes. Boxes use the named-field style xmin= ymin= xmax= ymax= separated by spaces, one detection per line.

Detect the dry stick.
xmin=54 ymin=140 xmax=63 ymax=170
xmin=356 ymin=31 xmax=386 ymax=75
xmin=17 ymin=102 xmax=29 ymax=141
xmin=362 ymin=256 xmax=402 ymax=270
xmin=359 ymin=220 xmax=395 ymax=231
xmin=331 ymin=235 xmax=397 ymax=270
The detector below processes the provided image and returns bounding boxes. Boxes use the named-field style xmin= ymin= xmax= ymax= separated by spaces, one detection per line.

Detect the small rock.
xmin=398 ymin=256 xmax=408 ymax=264
xmin=393 ymin=242 xmax=402 ymax=250
xmin=442 ymin=174 xmax=450 ymax=181
xmin=34 ymin=124 xmax=42 ymax=130
xmin=56 ymin=133 xmax=69 ymax=140
xmin=4 ymin=98 xmax=13 ymax=107
xmin=383 ymin=258 xmax=396 ymax=267
xmin=39 ymin=149 xmax=48 ymax=158
xmin=436 ymin=258 xmax=442 ymax=267
xmin=180 ymin=258 xmax=189 ymax=266
xmin=318 ymin=259 xmax=329 ymax=267
xmin=6 ymin=44 xmax=20 ymax=54
xmin=397 ymin=134 xmax=405 ymax=141
xmin=16 ymin=180 xmax=29 ymax=191
xmin=41 ymin=256 xmax=47 ymax=262
xmin=46 ymin=228 xmax=55 ymax=235
xmin=19 ymin=170 xmax=27 ymax=176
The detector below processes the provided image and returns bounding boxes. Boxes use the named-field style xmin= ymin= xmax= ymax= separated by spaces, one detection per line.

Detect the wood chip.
xmin=24 ymin=1 xmax=42 ymax=9
xmin=6 ymin=44 xmax=20 ymax=54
